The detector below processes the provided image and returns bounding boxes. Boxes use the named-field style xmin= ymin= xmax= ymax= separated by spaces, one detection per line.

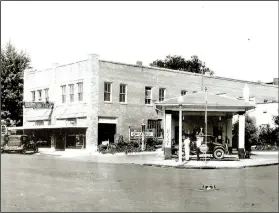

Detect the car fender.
xmin=213 ymin=146 xmax=225 ymax=151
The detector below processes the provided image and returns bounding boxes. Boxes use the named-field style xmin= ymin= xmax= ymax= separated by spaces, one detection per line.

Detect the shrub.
xmin=258 ymin=115 xmax=279 ymax=147
xmin=97 ymin=138 xmax=161 ymax=154
xmin=146 ymin=137 xmax=162 ymax=147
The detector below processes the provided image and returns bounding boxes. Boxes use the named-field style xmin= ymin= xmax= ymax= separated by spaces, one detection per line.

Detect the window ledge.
xmin=120 ymin=102 xmax=128 ymax=105
xmin=104 ymin=101 xmax=113 ymax=104
xmin=145 ymin=104 xmax=154 ymax=107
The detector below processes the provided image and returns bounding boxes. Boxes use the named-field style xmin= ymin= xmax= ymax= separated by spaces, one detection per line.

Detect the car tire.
xmin=213 ymin=148 xmax=225 ymax=160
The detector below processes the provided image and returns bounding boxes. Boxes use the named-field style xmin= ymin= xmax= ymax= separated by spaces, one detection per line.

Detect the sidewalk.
xmin=38 ymin=148 xmax=278 ymax=169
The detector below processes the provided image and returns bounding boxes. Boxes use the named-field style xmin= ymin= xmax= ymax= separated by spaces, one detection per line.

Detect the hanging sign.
xmin=24 ymin=102 xmax=54 ymax=109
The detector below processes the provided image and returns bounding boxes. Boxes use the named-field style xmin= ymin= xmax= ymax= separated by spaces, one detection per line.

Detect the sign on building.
xmin=130 ymin=128 xmax=155 ymax=141
xmin=24 ymin=102 xmax=54 ymax=109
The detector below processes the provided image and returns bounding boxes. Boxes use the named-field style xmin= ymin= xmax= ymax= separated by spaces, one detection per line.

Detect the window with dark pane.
xmin=31 ymin=91 xmax=35 ymax=102
xmin=104 ymin=82 xmax=111 ymax=102
xmin=44 ymin=88 xmax=49 ymax=102
xmin=37 ymin=90 xmax=42 ymax=101
xmin=69 ymin=84 xmax=74 ymax=102
xmin=159 ymin=88 xmax=165 ymax=102
xmin=77 ymin=82 xmax=83 ymax=101
xmin=147 ymin=119 xmax=162 ymax=138
xmin=61 ymin=85 xmax=66 ymax=103
xmin=119 ymin=84 xmax=127 ymax=103
xmin=145 ymin=87 xmax=152 ymax=104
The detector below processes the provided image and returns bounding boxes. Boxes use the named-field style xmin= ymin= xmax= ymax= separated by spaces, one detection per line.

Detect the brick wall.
xmin=98 ymin=60 xmax=278 ymax=141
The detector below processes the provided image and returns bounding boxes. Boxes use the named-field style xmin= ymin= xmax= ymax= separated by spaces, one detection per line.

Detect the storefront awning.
xmin=155 ymin=91 xmax=255 ymax=111
xmin=55 ymin=107 xmax=87 ymax=119
xmin=26 ymin=108 xmax=52 ymax=121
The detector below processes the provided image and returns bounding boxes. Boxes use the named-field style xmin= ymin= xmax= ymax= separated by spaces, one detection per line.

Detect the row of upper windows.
xmin=61 ymin=82 xmax=83 ymax=103
xmin=103 ymin=82 xmax=188 ymax=104
xmin=30 ymin=82 xmax=84 ymax=103
xmin=30 ymin=82 xmax=188 ymax=104
xmin=31 ymin=89 xmax=49 ymax=102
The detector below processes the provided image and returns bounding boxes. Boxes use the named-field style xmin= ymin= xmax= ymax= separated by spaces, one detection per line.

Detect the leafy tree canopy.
xmin=1 ymin=42 xmax=31 ymax=126
xmin=150 ymin=55 xmax=214 ymax=75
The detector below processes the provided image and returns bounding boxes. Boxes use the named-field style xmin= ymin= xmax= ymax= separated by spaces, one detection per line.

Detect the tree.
xmin=150 ymin=55 xmax=214 ymax=75
xmin=1 ymin=42 xmax=31 ymax=126
xmin=232 ymin=115 xmax=259 ymax=149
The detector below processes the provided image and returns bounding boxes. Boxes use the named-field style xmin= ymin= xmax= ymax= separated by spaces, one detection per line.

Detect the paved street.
xmin=1 ymin=154 xmax=278 ymax=212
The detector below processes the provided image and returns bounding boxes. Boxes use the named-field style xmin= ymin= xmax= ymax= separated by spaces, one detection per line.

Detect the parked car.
xmin=2 ymin=135 xmax=38 ymax=154
xmin=1 ymin=135 xmax=9 ymax=153
xmin=190 ymin=135 xmax=228 ymax=160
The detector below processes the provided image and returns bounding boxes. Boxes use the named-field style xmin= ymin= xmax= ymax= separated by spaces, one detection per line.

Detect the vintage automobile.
xmin=190 ymin=135 xmax=228 ymax=160
xmin=2 ymin=134 xmax=38 ymax=154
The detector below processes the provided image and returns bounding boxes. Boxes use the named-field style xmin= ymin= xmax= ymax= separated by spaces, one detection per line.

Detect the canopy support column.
xmin=238 ymin=113 xmax=245 ymax=159
xmin=179 ymin=105 xmax=183 ymax=163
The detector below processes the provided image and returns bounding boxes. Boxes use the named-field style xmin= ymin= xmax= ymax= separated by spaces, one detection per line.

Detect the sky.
xmin=1 ymin=1 xmax=278 ymax=82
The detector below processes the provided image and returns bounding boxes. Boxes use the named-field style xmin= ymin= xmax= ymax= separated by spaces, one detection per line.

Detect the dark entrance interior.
xmin=98 ymin=123 xmax=116 ymax=145
xmin=55 ymin=131 xmax=65 ymax=151
xmin=65 ymin=129 xmax=86 ymax=149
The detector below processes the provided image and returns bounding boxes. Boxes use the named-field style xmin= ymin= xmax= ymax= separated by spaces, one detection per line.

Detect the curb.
xmin=38 ymin=152 xmax=62 ymax=157
xmin=142 ymin=162 xmax=279 ymax=169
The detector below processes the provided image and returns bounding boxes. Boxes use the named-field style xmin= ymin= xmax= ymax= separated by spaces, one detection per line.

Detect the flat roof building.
xmin=11 ymin=54 xmax=278 ymax=153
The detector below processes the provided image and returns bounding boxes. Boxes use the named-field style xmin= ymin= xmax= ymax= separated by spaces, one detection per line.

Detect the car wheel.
xmin=213 ymin=148 xmax=225 ymax=160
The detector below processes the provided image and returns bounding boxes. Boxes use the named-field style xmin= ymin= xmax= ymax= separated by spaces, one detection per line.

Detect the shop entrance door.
xmin=55 ymin=133 xmax=65 ymax=151
xmin=98 ymin=123 xmax=116 ymax=145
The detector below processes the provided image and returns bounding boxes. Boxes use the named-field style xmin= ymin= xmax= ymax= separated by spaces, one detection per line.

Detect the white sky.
xmin=1 ymin=1 xmax=278 ymax=82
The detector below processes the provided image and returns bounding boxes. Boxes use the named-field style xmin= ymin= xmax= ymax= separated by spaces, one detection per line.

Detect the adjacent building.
xmin=10 ymin=54 xmax=278 ymax=153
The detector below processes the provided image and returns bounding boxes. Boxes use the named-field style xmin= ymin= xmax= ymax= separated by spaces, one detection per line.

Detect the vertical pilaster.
xmin=86 ymin=54 xmax=100 ymax=152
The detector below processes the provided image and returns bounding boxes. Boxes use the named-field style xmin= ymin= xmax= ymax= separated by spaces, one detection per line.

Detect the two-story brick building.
xmin=9 ymin=54 xmax=278 ymax=153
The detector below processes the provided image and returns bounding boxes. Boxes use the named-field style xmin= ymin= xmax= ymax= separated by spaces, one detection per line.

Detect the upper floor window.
xmin=145 ymin=87 xmax=152 ymax=105
xmin=119 ymin=84 xmax=127 ymax=103
xmin=181 ymin=90 xmax=187 ymax=96
xmin=37 ymin=90 xmax=42 ymax=101
xmin=77 ymin=82 xmax=83 ymax=101
xmin=69 ymin=84 xmax=74 ymax=102
xmin=31 ymin=91 xmax=35 ymax=102
xmin=44 ymin=88 xmax=49 ymax=102
xmin=159 ymin=88 xmax=166 ymax=102
xmin=61 ymin=85 xmax=66 ymax=103
xmin=104 ymin=82 xmax=112 ymax=102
